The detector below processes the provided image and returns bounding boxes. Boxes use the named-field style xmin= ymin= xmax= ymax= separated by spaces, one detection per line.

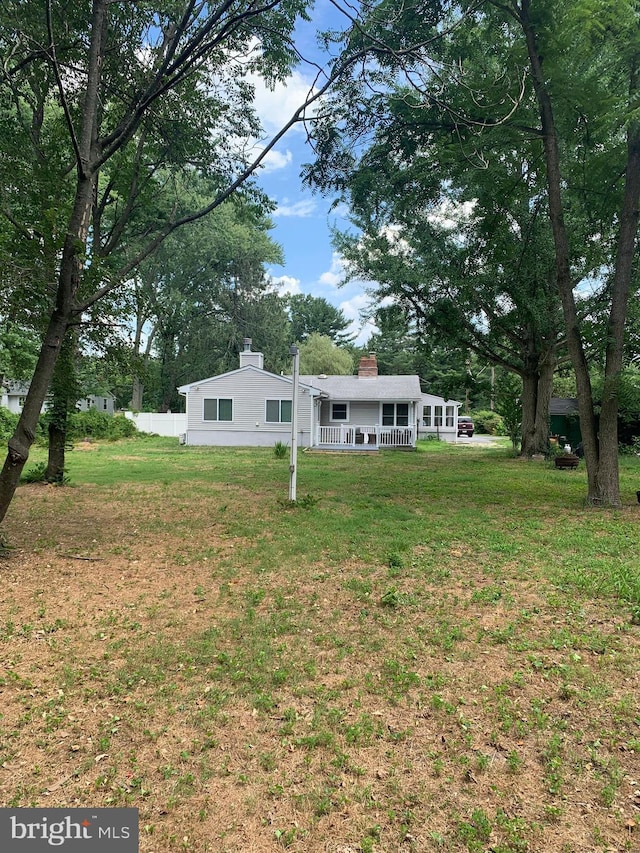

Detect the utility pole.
xmin=289 ymin=346 xmax=299 ymax=501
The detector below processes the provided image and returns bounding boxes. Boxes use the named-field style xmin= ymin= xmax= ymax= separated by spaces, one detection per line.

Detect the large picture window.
xmin=266 ymin=399 xmax=292 ymax=423
xmin=383 ymin=403 xmax=409 ymax=427
xmin=203 ymin=398 xmax=233 ymax=421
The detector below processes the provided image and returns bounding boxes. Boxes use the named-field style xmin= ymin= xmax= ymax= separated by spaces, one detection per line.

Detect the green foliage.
xmin=288 ymin=294 xmax=353 ymax=345
xmin=0 ymin=407 xmax=18 ymax=442
xmin=0 ymin=323 xmax=39 ymax=381
xmin=21 ymin=461 xmax=70 ymax=485
xmin=132 ymin=196 xmax=289 ymax=411
xmin=273 ymin=441 xmax=289 ymax=459
xmin=495 ymin=374 xmax=523 ymax=452
xmin=66 ymin=411 xmax=138 ymax=441
xmin=298 ymin=333 xmax=354 ymax=375
xmin=472 ymin=410 xmax=505 ymax=436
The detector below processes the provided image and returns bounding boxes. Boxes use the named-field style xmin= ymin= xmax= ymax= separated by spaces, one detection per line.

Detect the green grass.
xmin=4 ymin=436 xmax=640 ymax=852
xmin=45 ymin=436 xmax=640 ymax=607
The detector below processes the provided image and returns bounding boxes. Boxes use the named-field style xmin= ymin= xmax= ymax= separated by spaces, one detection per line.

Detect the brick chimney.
xmin=358 ymin=352 xmax=378 ymax=377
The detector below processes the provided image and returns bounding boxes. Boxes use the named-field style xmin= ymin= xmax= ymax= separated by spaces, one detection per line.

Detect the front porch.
xmin=314 ymin=424 xmax=415 ymax=450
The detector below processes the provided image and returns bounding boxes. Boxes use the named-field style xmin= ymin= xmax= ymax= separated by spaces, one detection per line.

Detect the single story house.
xmin=177 ymin=341 xmax=459 ymax=450
xmin=1 ymin=380 xmax=115 ymax=415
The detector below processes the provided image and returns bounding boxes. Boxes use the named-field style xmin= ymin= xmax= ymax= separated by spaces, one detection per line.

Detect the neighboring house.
xmin=76 ymin=392 xmax=115 ymax=415
xmin=1 ymin=380 xmax=115 ymax=415
xmin=0 ymin=381 xmax=31 ymax=414
xmin=177 ymin=341 xmax=435 ymax=450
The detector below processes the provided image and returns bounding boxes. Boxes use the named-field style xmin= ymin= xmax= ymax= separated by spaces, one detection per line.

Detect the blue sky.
xmin=247 ymin=4 xmax=378 ymax=346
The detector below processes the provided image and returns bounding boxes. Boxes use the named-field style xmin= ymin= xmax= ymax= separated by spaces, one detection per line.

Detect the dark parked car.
xmin=457 ymin=416 xmax=474 ymax=437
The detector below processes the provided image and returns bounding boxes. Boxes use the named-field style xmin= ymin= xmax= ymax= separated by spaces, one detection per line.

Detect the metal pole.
xmin=289 ymin=346 xmax=299 ymax=501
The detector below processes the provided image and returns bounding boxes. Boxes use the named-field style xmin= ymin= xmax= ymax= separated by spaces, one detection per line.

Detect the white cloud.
xmin=340 ymin=295 xmax=376 ymax=346
xmin=258 ymin=148 xmax=293 ymax=173
xmin=269 ymin=274 xmax=301 ymax=296
xmin=274 ymin=198 xmax=316 ymax=218
xmin=249 ymin=68 xmax=318 ymax=136
xmin=318 ymin=252 xmax=347 ymax=289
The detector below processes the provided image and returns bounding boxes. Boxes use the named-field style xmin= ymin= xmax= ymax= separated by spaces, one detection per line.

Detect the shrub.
xmin=67 ymin=410 xmax=138 ymax=440
xmin=473 ymin=409 xmax=506 ymax=435
xmin=0 ymin=407 xmax=18 ymax=442
xmin=274 ymin=441 xmax=289 ymax=459
xmin=21 ymin=461 xmax=70 ymax=485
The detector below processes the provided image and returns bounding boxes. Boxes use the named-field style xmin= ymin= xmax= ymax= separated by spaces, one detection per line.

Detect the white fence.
xmin=124 ymin=411 xmax=187 ymax=437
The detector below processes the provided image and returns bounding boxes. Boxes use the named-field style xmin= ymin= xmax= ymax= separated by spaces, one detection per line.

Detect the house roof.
xmin=550 ymin=397 xmax=579 ymax=415
xmin=178 ymin=364 xmax=423 ymax=402
xmin=421 ymin=393 xmax=461 ymax=406
xmin=2 ymin=380 xmax=30 ymax=395
xmin=177 ymin=364 xmax=321 ymax=395
xmin=299 ymin=373 xmax=422 ymax=401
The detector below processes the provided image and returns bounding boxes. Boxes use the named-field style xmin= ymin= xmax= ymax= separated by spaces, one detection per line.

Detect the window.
xmin=266 ymin=399 xmax=292 ymax=423
xmin=434 ymin=405 xmax=443 ymax=427
xmin=18 ymin=396 xmax=26 ymax=408
xmin=203 ymin=398 xmax=233 ymax=421
xmin=103 ymin=398 xmax=109 ymax=411
xmin=383 ymin=403 xmax=409 ymax=427
xmin=422 ymin=405 xmax=432 ymax=427
xmin=445 ymin=405 xmax=454 ymax=427
xmin=331 ymin=402 xmax=348 ymax=421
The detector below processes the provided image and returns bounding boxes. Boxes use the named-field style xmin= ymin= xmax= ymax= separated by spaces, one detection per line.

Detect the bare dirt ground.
xmin=0 ymin=479 xmax=639 ymax=852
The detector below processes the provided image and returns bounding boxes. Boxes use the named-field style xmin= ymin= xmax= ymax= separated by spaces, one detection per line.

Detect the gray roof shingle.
xmin=298 ymin=374 xmax=422 ymax=401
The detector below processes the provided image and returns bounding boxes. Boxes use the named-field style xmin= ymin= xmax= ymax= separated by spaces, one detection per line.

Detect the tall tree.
xmin=128 ymin=194 xmax=284 ymax=411
xmin=298 ymin=333 xmax=354 ymax=375
xmin=0 ymin=0 xmax=378 ymax=526
xmin=511 ymin=0 xmax=640 ymax=505
xmin=308 ymin=0 xmax=640 ymax=500
xmin=288 ymin=293 xmax=353 ymax=345
xmin=327 ymin=140 xmax=567 ymax=455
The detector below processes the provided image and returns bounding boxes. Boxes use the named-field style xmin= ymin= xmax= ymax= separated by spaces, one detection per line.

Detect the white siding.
xmin=320 ymin=400 xmax=379 ymax=426
xmin=183 ymin=368 xmax=314 ymax=447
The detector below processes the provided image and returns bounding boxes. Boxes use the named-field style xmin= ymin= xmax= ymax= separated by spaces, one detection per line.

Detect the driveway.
xmin=456 ymin=434 xmax=507 ymax=446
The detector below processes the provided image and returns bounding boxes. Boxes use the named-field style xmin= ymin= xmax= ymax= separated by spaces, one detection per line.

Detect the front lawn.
xmin=1 ymin=438 xmax=638 ymax=852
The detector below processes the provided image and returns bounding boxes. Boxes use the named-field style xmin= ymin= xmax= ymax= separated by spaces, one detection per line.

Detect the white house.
xmin=178 ymin=341 xmax=456 ymax=450
xmin=1 ymin=380 xmax=115 ymax=415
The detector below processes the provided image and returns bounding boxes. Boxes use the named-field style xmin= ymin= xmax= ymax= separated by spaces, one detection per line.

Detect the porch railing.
xmin=317 ymin=424 xmax=414 ymax=448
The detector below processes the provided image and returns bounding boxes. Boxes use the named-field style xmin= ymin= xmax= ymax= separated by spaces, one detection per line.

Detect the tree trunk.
xmin=520 ymin=372 xmax=538 ymax=455
xmin=46 ymin=414 xmax=68 ymax=484
xmin=0 ymin=312 xmax=69 ymax=520
xmin=596 ymin=121 xmax=640 ymax=501
xmin=44 ymin=334 xmax=77 ymax=483
xmin=131 ymin=375 xmax=144 ymax=411
xmin=0 ymin=184 xmax=97 ymax=523
xmin=0 ymin=0 xmax=106 ymax=525
xmin=520 ymin=343 xmax=556 ymax=457
xmin=519 ymin=2 xmax=610 ymax=503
